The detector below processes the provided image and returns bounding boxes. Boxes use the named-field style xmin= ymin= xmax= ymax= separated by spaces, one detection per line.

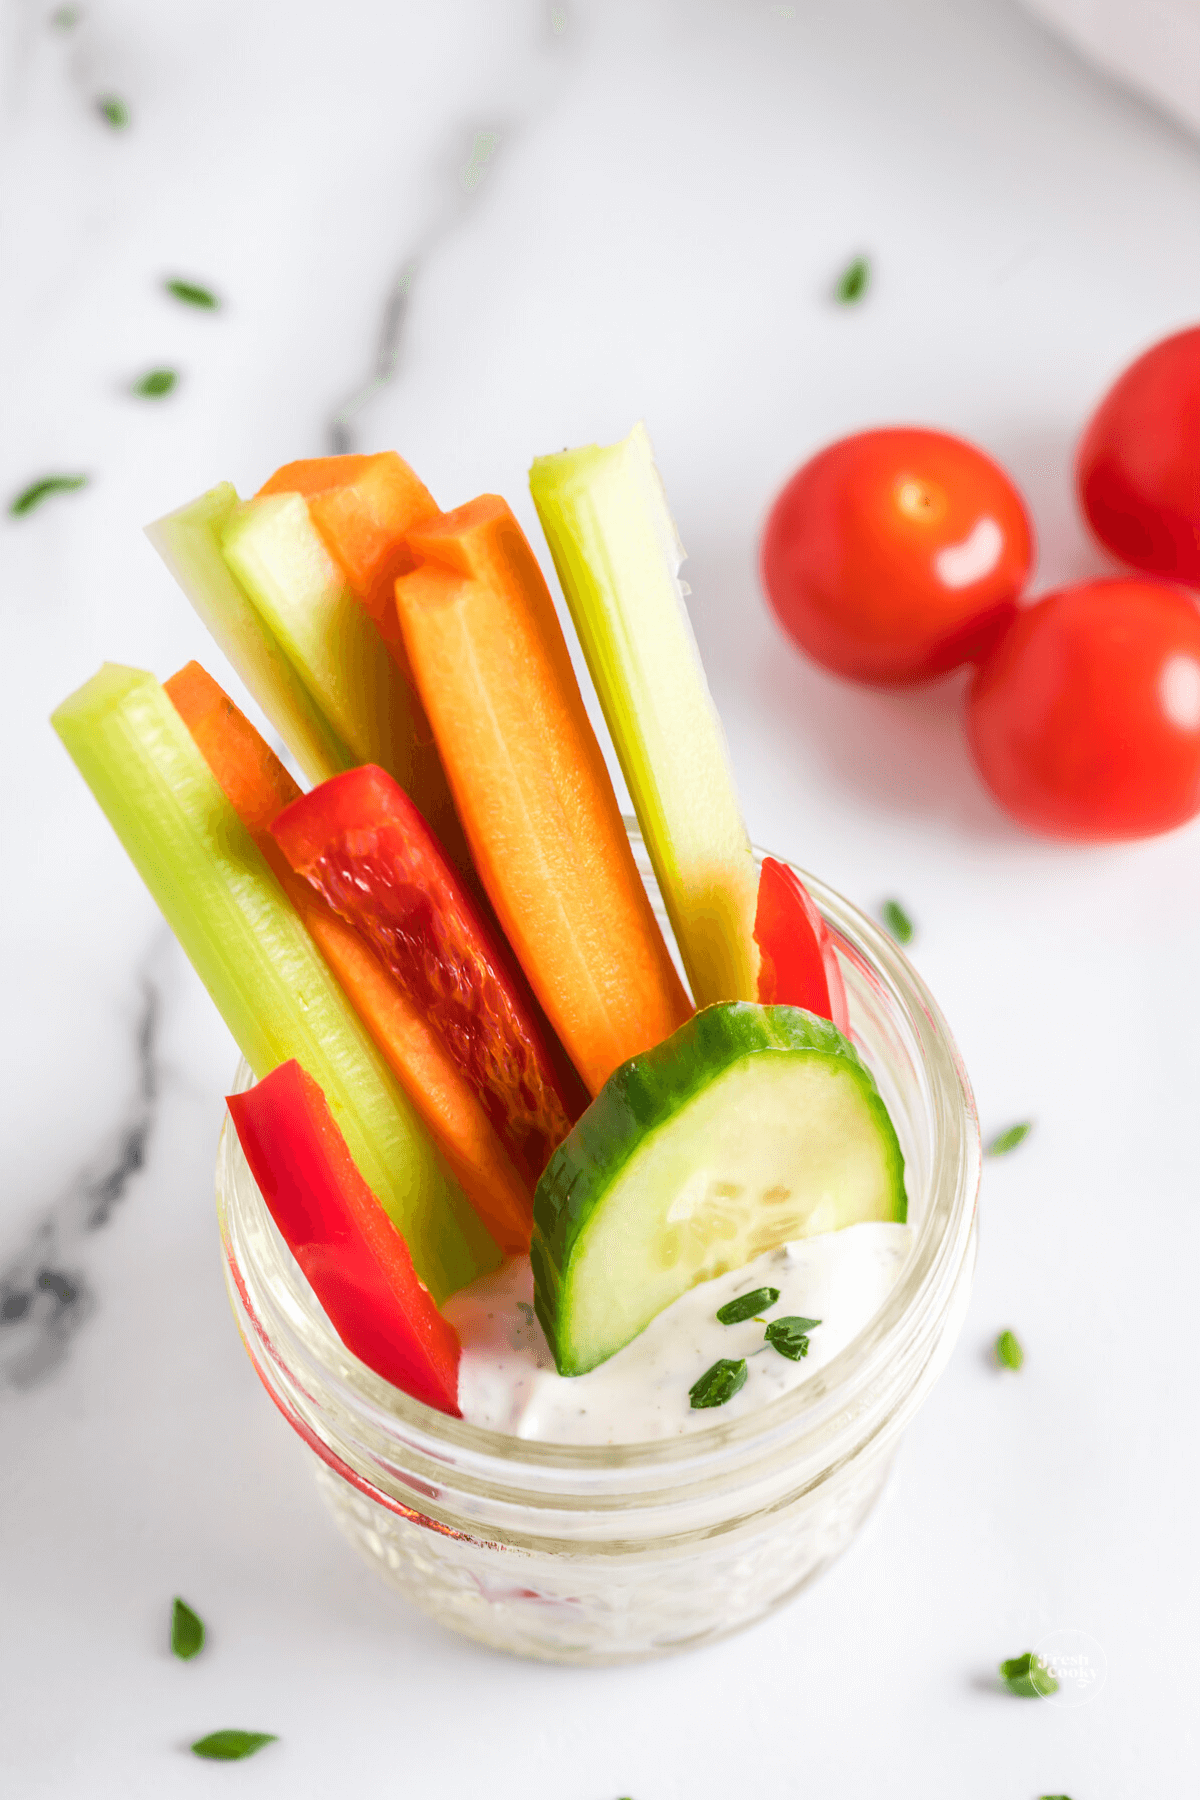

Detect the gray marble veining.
xmin=0 ymin=967 xmax=160 ymax=1392
xmin=327 ymin=5 xmax=574 ymax=453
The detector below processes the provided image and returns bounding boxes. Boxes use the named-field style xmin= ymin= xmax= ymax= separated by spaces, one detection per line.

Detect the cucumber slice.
xmin=145 ymin=483 xmax=355 ymax=787
xmin=52 ymin=663 xmax=500 ymax=1303
xmin=221 ymin=493 xmax=423 ymax=791
xmin=530 ymin=425 xmax=760 ymax=1008
xmin=532 ymin=1003 xmax=906 ymax=1375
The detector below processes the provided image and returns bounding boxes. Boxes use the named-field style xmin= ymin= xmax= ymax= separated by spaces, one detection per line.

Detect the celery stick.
xmin=52 ymin=664 xmax=500 ymax=1302
xmin=530 ymin=423 xmax=760 ymax=1008
xmin=145 ymin=484 xmax=354 ymax=787
xmin=221 ymin=493 xmax=422 ymax=792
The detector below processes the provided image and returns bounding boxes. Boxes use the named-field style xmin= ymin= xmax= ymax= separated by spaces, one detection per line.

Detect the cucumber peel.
xmin=530 ymin=425 xmax=760 ymax=1008
xmin=145 ymin=484 xmax=354 ymax=786
xmin=221 ymin=492 xmax=423 ymax=791
xmin=52 ymin=663 xmax=500 ymax=1302
xmin=532 ymin=1003 xmax=906 ymax=1376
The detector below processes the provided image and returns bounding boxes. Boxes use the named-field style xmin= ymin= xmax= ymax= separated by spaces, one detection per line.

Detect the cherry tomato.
xmin=761 ymin=428 xmax=1035 ymax=685
xmin=1077 ymin=326 xmax=1200 ymax=585
xmin=966 ymin=578 xmax=1200 ymax=840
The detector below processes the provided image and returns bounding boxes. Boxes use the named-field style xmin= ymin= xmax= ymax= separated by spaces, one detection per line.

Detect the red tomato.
xmin=761 ymin=428 xmax=1035 ymax=685
xmin=966 ymin=578 xmax=1200 ymax=840
xmin=1077 ymin=326 xmax=1200 ymax=585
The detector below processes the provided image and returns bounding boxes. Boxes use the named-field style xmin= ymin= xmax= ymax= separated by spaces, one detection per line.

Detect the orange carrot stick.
xmin=260 ymin=451 xmax=436 ymax=656
xmin=164 ymin=661 xmax=534 ymax=1253
xmin=394 ymin=497 xmax=692 ymax=1095
xmin=259 ymin=455 xmax=372 ymax=500
xmin=162 ymin=660 xmax=299 ymax=833
xmin=255 ymin=453 xmax=476 ymax=887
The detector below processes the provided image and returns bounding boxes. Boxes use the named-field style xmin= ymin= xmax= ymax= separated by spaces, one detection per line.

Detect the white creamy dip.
xmin=443 ymin=1221 xmax=913 ymax=1444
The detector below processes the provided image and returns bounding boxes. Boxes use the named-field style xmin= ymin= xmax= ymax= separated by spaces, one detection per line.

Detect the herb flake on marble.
xmin=165 ymin=278 xmax=219 ymax=310
xmin=999 ymin=1651 xmax=1057 ymax=1698
xmin=987 ymin=1121 xmax=1032 ymax=1157
xmin=133 ymin=369 xmax=178 ymax=398
xmin=835 ymin=256 xmax=871 ymax=303
xmin=191 ymin=1731 xmax=277 ymax=1761
xmin=881 ymin=898 xmax=914 ymax=944
xmin=9 ymin=475 xmax=88 ymax=517
xmin=171 ymin=1598 xmax=205 ymax=1660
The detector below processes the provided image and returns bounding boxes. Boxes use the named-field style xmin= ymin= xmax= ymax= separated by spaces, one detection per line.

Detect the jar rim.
xmin=218 ymin=833 xmax=979 ymax=1492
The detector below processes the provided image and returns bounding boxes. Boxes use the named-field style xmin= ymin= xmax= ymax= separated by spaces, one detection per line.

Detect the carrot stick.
xmin=394 ymin=497 xmax=692 ymax=1096
xmin=259 ymin=455 xmax=372 ymax=499
xmin=260 ymin=451 xmax=436 ymax=656
xmin=255 ymin=454 xmax=477 ymax=888
xmin=164 ymin=661 xmax=534 ymax=1253
xmin=161 ymin=660 xmax=299 ymax=832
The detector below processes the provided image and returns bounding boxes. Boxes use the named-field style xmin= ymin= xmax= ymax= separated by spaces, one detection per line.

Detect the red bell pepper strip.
xmin=271 ymin=764 xmax=579 ymax=1187
xmin=753 ymin=856 xmax=850 ymax=1033
xmin=227 ymin=1059 xmax=462 ymax=1414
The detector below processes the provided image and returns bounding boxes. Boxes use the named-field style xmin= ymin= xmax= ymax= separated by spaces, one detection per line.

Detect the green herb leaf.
xmin=97 ymin=95 xmax=129 ymax=129
xmin=716 ymin=1286 xmax=779 ymax=1325
xmin=995 ymin=1329 xmax=1024 ymax=1371
xmin=765 ymin=1315 xmax=820 ymax=1360
xmin=134 ymin=368 xmax=178 ymax=398
xmin=987 ymin=1121 xmax=1032 ymax=1156
xmin=51 ymin=6 xmax=80 ymax=27
xmin=165 ymin=278 xmax=219 ymax=310
xmin=999 ymin=1651 xmax=1058 ymax=1698
xmin=171 ymin=1597 xmax=205 ymax=1660
xmin=835 ymin=255 xmax=871 ymax=304
xmin=9 ymin=474 xmax=88 ymax=517
xmin=881 ymin=898 xmax=914 ymax=944
xmin=191 ymin=1731 xmax=277 ymax=1762
xmin=689 ymin=1358 xmax=747 ymax=1409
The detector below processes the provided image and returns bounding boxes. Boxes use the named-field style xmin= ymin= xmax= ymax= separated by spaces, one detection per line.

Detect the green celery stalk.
xmin=530 ymin=423 xmax=760 ymax=1008
xmin=221 ymin=493 xmax=423 ymax=792
xmin=145 ymin=484 xmax=355 ymax=787
xmin=52 ymin=664 xmax=500 ymax=1302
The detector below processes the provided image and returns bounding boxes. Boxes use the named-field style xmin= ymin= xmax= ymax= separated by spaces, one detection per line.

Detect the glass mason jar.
xmin=217 ymin=829 xmax=979 ymax=1665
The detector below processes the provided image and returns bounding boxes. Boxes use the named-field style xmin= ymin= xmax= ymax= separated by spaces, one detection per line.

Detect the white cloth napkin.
xmin=1019 ymin=0 xmax=1200 ymax=135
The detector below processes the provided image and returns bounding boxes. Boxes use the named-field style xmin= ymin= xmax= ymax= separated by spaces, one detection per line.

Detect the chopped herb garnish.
xmin=835 ymin=256 xmax=871 ymax=304
xmin=9 ymin=474 xmax=88 ymax=517
xmin=765 ymin=1315 xmax=821 ymax=1360
xmin=999 ymin=1651 xmax=1057 ymax=1697
xmin=689 ymin=1358 xmax=748 ymax=1409
xmin=987 ymin=1121 xmax=1033 ymax=1156
xmin=881 ymin=898 xmax=914 ymax=944
xmin=170 ymin=1597 xmax=205 ymax=1660
xmin=97 ymin=96 xmax=129 ymax=129
xmin=716 ymin=1286 xmax=779 ymax=1325
xmin=165 ymin=278 xmax=219 ymax=310
xmin=191 ymin=1731 xmax=277 ymax=1761
xmin=51 ymin=6 xmax=80 ymax=26
xmin=133 ymin=368 xmax=178 ymax=398
xmin=995 ymin=1329 xmax=1024 ymax=1371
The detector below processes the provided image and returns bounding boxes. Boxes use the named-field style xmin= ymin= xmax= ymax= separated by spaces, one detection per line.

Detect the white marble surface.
xmin=3 ymin=0 xmax=1199 ymax=1792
